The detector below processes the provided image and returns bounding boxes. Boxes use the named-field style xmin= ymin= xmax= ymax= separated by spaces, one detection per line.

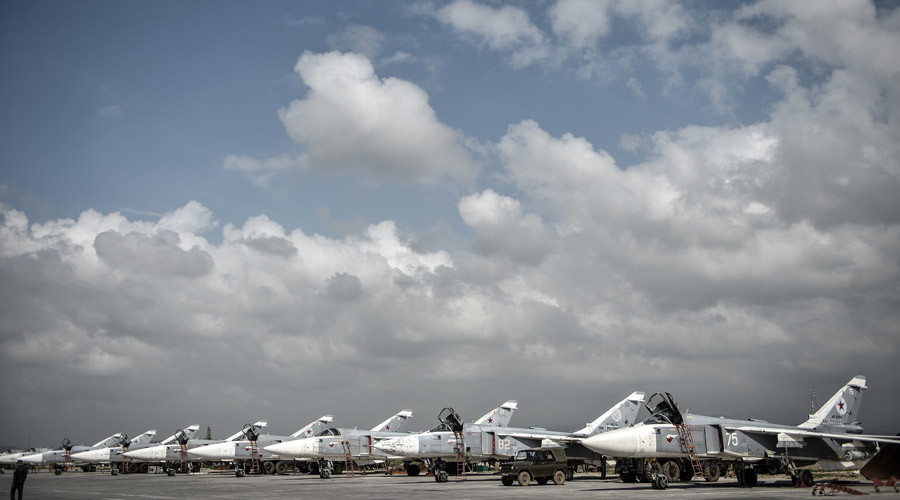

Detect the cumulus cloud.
xmin=327 ymin=24 xmax=386 ymax=58
xmin=96 ymin=104 xmax=122 ymax=118
xmin=277 ymin=51 xmax=478 ymax=181
xmin=435 ymin=0 xmax=550 ymax=68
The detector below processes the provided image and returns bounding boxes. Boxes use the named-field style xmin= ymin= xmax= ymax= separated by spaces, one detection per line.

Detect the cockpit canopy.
xmin=644 ymin=392 xmax=684 ymax=425
xmin=427 ymin=423 xmax=452 ymax=433
xmin=321 ymin=428 xmax=342 ymax=437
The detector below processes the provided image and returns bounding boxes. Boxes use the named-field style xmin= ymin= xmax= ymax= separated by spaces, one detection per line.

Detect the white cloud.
xmin=549 ymin=0 xmax=612 ymax=49
xmin=223 ymin=153 xmax=307 ymax=185
xmin=327 ymin=24 xmax=385 ymax=58
xmin=277 ymin=51 xmax=478 ymax=181
xmin=435 ymin=0 xmax=550 ymax=68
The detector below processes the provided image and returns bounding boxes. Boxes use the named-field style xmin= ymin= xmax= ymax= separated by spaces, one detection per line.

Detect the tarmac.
xmin=11 ymin=470 xmax=890 ymax=499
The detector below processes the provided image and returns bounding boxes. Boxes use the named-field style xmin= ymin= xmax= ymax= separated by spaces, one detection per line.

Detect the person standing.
xmin=10 ymin=460 xmax=26 ymax=500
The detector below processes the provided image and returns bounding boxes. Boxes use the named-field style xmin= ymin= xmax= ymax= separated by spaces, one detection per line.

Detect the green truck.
xmin=500 ymin=447 xmax=572 ymax=486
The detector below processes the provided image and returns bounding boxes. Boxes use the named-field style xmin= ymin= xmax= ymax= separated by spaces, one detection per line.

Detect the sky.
xmin=1 ymin=0 xmax=899 ymax=448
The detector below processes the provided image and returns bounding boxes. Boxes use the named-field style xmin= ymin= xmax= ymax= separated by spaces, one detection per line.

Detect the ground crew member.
xmin=10 ymin=459 xmax=26 ymax=500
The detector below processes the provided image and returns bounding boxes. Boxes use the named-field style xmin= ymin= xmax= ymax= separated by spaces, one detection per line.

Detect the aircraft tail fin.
xmin=92 ymin=433 xmax=126 ymax=448
xmin=371 ymin=410 xmax=413 ymax=432
xmin=290 ymin=415 xmax=334 ymax=438
xmin=473 ymin=400 xmax=518 ymax=426
xmin=799 ymin=376 xmax=867 ymax=432
xmin=129 ymin=429 xmax=157 ymax=444
xmin=159 ymin=425 xmax=200 ymax=445
xmin=571 ymin=391 xmax=645 ymax=437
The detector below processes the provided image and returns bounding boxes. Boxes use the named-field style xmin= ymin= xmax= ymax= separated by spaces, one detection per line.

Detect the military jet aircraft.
xmin=123 ymin=421 xmax=264 ymax=474
xmin=373 ymin=392 xmax=644 ymax=481
xmin=263 ymin=409 xmax=413 ymax=478
xmin=70 ymin=428 xmax=195 ymax=473
xmin=187 ymin=415 xmax=333 ymax=475
xmin=0 ymin=448 xmax=52 ymax=467
xmin=581 ymin=376 xmax=900 ymax=490
xmin=19 ymin=433 xmax=127 ymax=473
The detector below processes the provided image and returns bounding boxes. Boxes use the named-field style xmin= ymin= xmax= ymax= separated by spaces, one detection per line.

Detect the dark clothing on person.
xmin=10 ymin=464 xmax=26 ymax=500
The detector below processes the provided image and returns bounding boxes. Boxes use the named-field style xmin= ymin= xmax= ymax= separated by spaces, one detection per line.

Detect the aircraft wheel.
xmin=655 ymin=475 xmax=668 ymax=490
xmin=704 ymin=462 xmax=720 ymax=482
xmin=275 ymin=461 xmax=288 ymax=475
xmin=553 ymin=470 xmax=566 ymax=485
xmin=799 ymin=469 xmax=814 ymax=487
xmin=663 ymin=461 xmax=680 ymax=483
xmin=536 ymin=477 xmax=548 ymax=485
xmin=263 ymin=461 xmax=276 ymax=474
xmin=235 ymin=468 xmax=245 ymax=477
xmin=406 ymin=464 xmax=420 ymax=476
xmin=321 ymin=468 xmax=332 ymax=479
xmin=111 ymin=468 xmax=119 ymax=476
xmin=167 ymin=469 xmax=176 ymax=477
xmin=743 ymin=468 xmax=757 ymax=487
xmin=517 ymin=470 xmax=531 ymax=486
xmin=54 ymin=468 xmax=62 ymax=476
xmin=436 ymin=470 xmax=449 ymax=483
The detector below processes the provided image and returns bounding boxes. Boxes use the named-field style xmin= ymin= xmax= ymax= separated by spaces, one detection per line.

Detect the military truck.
xmin=500 ymin=447 xmax=571 ymax=486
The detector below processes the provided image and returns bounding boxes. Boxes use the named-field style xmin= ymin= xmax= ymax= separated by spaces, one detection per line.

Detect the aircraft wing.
xmin=724 ymin=425 xmax=900 ymax=445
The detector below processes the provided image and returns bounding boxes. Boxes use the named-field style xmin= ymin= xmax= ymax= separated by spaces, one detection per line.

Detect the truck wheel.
xmin=139 ymin=463 xmax=149 ymax=474
xmin=501 ymin=478 xmax=513 ymax=486
xmin=553 ymin=470 xmax=566 ymax=485
xmin=275 ymin=461 xmax=288 ymax=475
xmin=799 ymin=469 xmax=813 ymax=487
xmin=517 ymin=470 xmax=531 ymax=486
xmin=704 ymin=462 xmax=720 ymax=482
xmin=90 ymin=465 xmax=97 ymax=472
xmin=406 ymin=464 xmax=420 ymax=476
xmin=263 ymin=461 xmax=276 ymax=474
xmin=663 ymin=461 xmax=680 ymax=483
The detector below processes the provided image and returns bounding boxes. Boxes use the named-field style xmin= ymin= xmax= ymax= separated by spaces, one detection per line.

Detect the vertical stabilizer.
xmin=290 ymin=415 xmax=335 ymax=438
xmin=92 ymin=433 xmax=126 ymax=448
xmin=572 ymin=391 xmax=645 ymax=437
xmin=371 ymin=410 xmax=413 ymax=432
xmin=129 ymin=429 xmax=157 ymax=444
xmin=474 ymin=400 xmax=518 ymax=426
xmin=799 ymin=376 xmax=866 ymax=432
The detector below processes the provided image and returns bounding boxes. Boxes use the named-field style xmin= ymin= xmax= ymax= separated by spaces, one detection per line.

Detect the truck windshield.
xmin=515 ymin=450 xmax=534 ymax=461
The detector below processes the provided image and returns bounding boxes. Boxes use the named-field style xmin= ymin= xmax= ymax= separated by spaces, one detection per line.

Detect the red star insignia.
xmin=385 ymin=425 xmax=390 ymax=430
xmin=328 ymin=443 xmax=335 ymax=447
xmin=838 ymin=401 xmax=845 ymax=410
xmin=488 ymin=417 xmax=493 ymax=423
xmin=666 ymin=436 xmax=674 ymax=443
xmin=307 ymin=429 xmax=312 ymax=435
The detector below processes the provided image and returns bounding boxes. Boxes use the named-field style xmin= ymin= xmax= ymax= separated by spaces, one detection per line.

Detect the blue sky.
xmin=2 ymin=0 xmax=899 ymax=446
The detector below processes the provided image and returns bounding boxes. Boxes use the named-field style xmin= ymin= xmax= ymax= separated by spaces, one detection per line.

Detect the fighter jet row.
xmin=3 ymin=375 xmax=898 ymax=491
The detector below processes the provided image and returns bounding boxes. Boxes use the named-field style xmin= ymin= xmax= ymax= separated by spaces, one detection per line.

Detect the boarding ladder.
xmin=674 ymin=424 xmax=705 ymax=480
xmin=179 ymin=443 xmax=190 ymax=473
xmin=341 ymin=441 xmax=355 ymax=478
xmin=249 ymin=440 xmax=260 ymax=475
xmin=452 ymin=429 xmax=466 ymax=480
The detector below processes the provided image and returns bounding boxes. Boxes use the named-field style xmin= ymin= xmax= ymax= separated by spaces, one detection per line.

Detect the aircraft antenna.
xmin=810 ymin=386 xmax=816 ymax=414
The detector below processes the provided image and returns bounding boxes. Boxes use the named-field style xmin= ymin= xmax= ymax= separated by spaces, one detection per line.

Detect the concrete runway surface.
xmin=17 ymin=470 xmax=884 ymax=499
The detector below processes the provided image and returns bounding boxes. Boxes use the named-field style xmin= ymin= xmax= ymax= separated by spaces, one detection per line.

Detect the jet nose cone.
xmin=582 ymin=427 xmax=643 ymax=457
xmin=264 ymin=440 xmax=296 ymax=457
xmin=123 ymin=447 xmax=156 ymax=460
xmin=70 ymin=450 xmax=98 ymax=461
xmin=188 ymin=443 xmax=231 ymax=459
xmin=19 ymin=454 xmax=43 ymax=464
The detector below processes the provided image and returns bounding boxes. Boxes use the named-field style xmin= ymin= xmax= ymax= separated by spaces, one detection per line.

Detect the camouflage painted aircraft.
xmin=264 ymin=410 xmax=413 ymax=478
xmin=188 ymin=415 xmax=333 ymax=475
xmin=581 ymin=376 xmax=900 ymax=490
xmin=373 ymin=392 xmax=645 ymax=481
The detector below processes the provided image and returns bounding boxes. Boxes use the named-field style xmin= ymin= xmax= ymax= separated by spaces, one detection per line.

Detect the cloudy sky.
xmin=2 ymin=0 xmax=899 ymax=447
